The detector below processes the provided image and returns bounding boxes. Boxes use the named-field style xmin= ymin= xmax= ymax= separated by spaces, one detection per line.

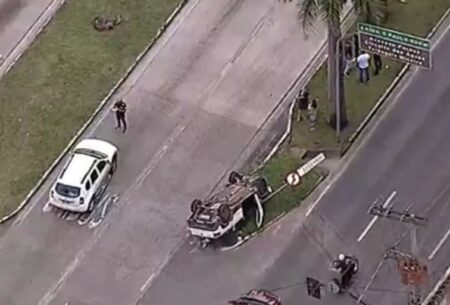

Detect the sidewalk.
xmin=0 ymin=0 xmax=64 ymax=78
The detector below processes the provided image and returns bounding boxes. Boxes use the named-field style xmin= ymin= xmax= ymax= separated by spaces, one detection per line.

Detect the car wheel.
xmin=228 ymin=171 xmax=243 ymax=185
xmin=110 ymin=154 xmax=118 ymax=174
xmin=190 ymin=199 xmax=202 ymax=213
xmin=218 ymin=204 xmax=232 ymax=224
xmin=253 ymin=178 xmax=270 ymax=200
xmin=88 ymin=198 xmax=95 ymax=212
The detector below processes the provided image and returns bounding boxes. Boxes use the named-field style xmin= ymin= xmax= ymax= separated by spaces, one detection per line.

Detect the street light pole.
xmin=335 ymin=32 xmax=356 ymax=143
xmin=335 ymin=35 xmax=344 ymax=143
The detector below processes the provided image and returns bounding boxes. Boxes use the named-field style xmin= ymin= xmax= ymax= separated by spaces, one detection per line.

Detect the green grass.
xmin=0 ymin=0 xmax=181 ymax=216
xmin=239 ymin=155 xmax=325 ymax=235
xmin=289 ymin=0 xmax=450 ymax=149
xmin=240 ymin=0 xmax=450 ymax=235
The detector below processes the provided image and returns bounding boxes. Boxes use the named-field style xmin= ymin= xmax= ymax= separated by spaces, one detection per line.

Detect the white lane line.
xmin=306 ymin=184 xmax=330 ymax=216
xmin=134 ymin=123 xmax=187 ymax=189
xmin=37 ymin=223 xmax=109 ymax=305
xmin=140 ymin=272 xmax=155 ymax=292
xmin=428 ymin=225 xmax=450 ymax=260
xmin=357 ymin=190 xmax=397 ymax=242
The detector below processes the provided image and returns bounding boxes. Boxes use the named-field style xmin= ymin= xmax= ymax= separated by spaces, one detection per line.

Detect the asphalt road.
xmin=0 ymin=1 xmax=329 ymax=305
xmin=0 ymin=0 xmax=55 ymax=63
xmin=255 ymin=19 xmax=450 ymax=305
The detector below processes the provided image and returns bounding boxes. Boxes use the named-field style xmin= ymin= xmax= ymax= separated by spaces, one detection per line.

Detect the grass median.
xmin=241 ymin=0 xmax=450 ymax=234
xmin=239 ymin=156 xmax=326 ymax=236
xmin=0 ymin=0 xmax=181 ymax=216
xmin=290 ymin=0 xmax=450 ymax=150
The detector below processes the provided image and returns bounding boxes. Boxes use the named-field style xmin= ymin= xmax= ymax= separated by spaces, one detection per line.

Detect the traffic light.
xmin=306 ymin=277 xmax=322 ymax=299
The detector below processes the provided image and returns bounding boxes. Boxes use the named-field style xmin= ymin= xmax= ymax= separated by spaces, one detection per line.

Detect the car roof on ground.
xmin=58 ymin=153 xmax=96 ymax=187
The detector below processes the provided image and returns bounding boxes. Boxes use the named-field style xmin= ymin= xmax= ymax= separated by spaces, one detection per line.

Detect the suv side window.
xmin=90 ymin=169 xmax=99 ymax=184
xmin=86 ymin=180 xmax=91 ymax=190
xmin=97 ymin=160 xmax=107 ymax=173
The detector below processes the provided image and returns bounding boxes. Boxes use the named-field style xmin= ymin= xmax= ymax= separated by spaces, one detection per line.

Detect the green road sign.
xmin=357 ymin=23 xmax=431 ymax=68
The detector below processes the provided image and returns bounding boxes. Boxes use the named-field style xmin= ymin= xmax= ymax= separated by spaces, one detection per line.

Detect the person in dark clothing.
xmin=112 ymin=99 xmax=127 ymax=132
xmin=353 ymin=34 xmax=359 ymax=56
xmin=296 ymin=89 xmax=309 ymax=122
xmin=373 ymin=54 xmax=383 ymax=75
xmin=308 ymin=98 xmax=318 ymax=130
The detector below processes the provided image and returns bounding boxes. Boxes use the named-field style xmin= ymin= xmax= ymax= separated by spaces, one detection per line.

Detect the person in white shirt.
xmin=356 ymin=51 xmax=371 ymax=83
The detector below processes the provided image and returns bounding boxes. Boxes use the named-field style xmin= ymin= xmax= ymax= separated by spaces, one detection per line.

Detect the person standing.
xmin=373 ymin=54 xmax=383 ymax=75
xmin=111 ymin=99 xmax=127 ymax=132
xmin=356 ymin=51 xmax=371 ymax=83
xmin=343 ymin=41 xmax=354 ymax=76
xmin=353 ymin=34 xmax=360 ymax=56
xmin=296 ymin=89 xmax=309 ymax=122
xmin=308 ymin=98 xmax=318 ymax=130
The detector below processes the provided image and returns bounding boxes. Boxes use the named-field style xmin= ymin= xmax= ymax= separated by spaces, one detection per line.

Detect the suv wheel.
xmin=110 ymin=154 xmax=118 ymax=174
xmin=190 ymin=199 xmax=202 ymax=213
xmin=88 ymin=198 xmax=96 ymax=212
xmin=228 ymin=171 xmax=243 ymax=185
xmin=218 ymin=204 xmax=232 ymax=224
xmin=253 ymin=178 xmax=271 ymax=200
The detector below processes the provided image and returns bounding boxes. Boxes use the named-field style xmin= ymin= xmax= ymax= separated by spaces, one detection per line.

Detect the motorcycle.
xmin=327 ymin=254 xmax=359 ymax=294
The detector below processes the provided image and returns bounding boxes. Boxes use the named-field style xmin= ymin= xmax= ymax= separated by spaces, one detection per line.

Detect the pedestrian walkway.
xmin=0 ymin=0 xmax=64 ymax=78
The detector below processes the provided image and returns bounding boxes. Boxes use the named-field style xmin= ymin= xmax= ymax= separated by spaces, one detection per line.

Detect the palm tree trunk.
xmin=327 ymin=20 xmax=348 ymax=130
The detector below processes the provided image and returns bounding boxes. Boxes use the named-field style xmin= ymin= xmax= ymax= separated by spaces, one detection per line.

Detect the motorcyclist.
xmin=332 ymin=254 xmax=358 ymax=289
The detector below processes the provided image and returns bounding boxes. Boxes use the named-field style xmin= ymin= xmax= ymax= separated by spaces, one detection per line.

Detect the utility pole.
xmin=368 ymin=202 xmax=429 ymax=304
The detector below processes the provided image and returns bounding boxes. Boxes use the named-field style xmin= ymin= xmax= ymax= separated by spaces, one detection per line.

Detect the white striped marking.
xmin=357 ymin=191 xmax=397 ymax=242
xmin=140 ymin=273 xmax=155 ymax=292
xmin=428 ymin=225 xmax=450 ymax=260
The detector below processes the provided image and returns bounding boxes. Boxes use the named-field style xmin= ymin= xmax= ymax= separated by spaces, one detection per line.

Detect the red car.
xmin=228 ymin=289 xmax=282 ymax=305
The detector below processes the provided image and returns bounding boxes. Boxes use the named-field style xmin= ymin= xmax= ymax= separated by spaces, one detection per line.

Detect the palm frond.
xmin=298 ymin=0 xmax=321 ymax=33
xmin=352 ymin=0 xmax=387 ymax=24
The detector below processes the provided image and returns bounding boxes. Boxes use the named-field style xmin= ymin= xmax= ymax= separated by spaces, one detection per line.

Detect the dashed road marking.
xmin=357 ymin=190 xmax=397 ymax=242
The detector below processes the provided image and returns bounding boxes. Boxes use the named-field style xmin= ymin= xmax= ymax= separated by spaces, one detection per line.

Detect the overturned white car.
xmin=187 ymin=171 xmax=272 ymax=248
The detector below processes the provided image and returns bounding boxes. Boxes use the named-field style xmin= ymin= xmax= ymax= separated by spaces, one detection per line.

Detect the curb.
xmin=341 ymin=64 xmax=410 ymax=155
xmin=254 ymin=7 xmax=356 ymax=169
xmin=0 ymin=0 xmax=190 ymax=224
xmin=0 ymin=0 xmax=67 ymax=80
xmin=342 ymin=6 xmax=450 ymax=156
xmin=221 ymin=172 xmax=327 ymax=252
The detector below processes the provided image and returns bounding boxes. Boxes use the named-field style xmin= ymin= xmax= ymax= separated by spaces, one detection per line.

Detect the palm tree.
xmin=282 ymin=0 xmax=387 ymax=130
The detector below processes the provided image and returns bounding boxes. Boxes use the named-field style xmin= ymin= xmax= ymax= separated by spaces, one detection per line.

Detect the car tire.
xmin=228 ymin=171 xmax=243 ymax=185
xmin=190 ymin=199 xmax=202 ymax=213
xmin=218 ymin=204 xmax=232 ymax=224
xmin=253 ymin=178 xmax=271 ymax=200
xmin=110 ymin=154 xmax=118 ymax=174
xmin=88 ymin=198 xmax=95 ymax=212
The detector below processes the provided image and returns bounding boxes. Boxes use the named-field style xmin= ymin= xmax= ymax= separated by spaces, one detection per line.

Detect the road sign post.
xmin=306 ymin=277 xmax=323 ymax=299
xmin=357 ymin=23 xmax=431 ymax=68
xmin=285 ymin=153 xmax=326 ymax=187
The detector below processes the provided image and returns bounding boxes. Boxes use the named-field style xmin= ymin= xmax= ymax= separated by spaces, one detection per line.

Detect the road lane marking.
xmin=88 ymin=194 xmax=118 ymax=229
xmin=140 ymin=272 xmax=155 ymax=292
xmin=306 ymin=184 xmax=330 ymax=216
xmin=37 ymin=223 xmax=109 ymax=305
xmin=357 ymin=190 xmax=397 ymax=242
xmin=428 ymin=225 xmax=450 ymax=260
xmin=134 ymin=123 xmax=187 ymax=189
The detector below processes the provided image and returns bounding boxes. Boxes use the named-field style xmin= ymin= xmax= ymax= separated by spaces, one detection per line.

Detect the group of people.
xmin=295 ymin=89 xmax=318 ymax=130
xmin=343 ymin=35 xmax=383 ymax=83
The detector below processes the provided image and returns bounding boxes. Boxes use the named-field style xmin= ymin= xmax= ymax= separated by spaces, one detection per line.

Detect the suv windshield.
xmin=55 ymin=183 xmax=81 ymax=198
xmin=73 ymin=148 xmax=107 ymax=159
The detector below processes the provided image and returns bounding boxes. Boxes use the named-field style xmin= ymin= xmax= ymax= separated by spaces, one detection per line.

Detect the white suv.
xmin=49 ymin=138 xmax=118 ymax=213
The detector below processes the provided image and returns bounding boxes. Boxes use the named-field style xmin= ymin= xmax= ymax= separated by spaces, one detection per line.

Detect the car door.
xmin=95 ymin=160 xmax=109 ymax=191
xmin=89 ymin=167 xmax=101 ymax=201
